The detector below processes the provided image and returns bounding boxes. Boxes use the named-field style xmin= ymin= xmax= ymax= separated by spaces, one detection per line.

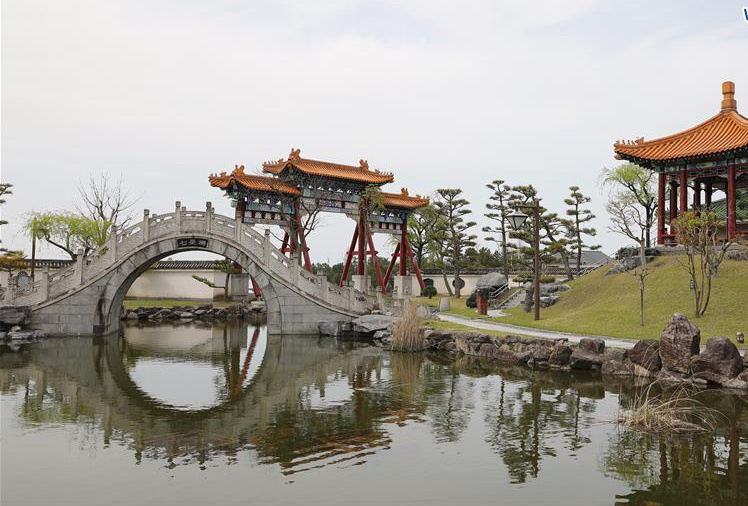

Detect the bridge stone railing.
xmin=8 ymin=202 xmax=375 ymax=315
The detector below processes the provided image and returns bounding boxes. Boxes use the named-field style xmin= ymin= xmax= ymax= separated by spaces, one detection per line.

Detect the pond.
xmin=1 ymin=322 xmax=746 ymax=505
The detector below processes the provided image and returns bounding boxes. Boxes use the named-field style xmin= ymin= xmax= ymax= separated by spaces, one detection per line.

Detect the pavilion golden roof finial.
xmin=288 ymin=148 xmax=301 ymax=162
xmin=359 ymin=159 xmax=369 ymax=170
xmin=721 ymin=81 xmax=737 ymax=112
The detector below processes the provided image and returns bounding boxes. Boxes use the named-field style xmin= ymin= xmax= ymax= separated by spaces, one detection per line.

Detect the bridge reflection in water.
xmin=1 ymin=324 xmax=747 ymax=505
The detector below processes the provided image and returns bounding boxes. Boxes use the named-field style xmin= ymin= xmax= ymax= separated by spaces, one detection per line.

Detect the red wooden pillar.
xmin=250 ymin=276 xmax=262 ymax=298
xmin=704 ymin=181 xmax=713 ymax=208
xmin=679 ymin=169 xmax=688 ymax=217
xmin=366 ymin=230 xmax=386 ymax=292
xmin=669 ymin=179 xmax=678 ymax=227
xmin=727 ymin=164 xmax=737 ymax=240
xmin=399 ymin=223 xmax=407 ymax=276
xmin=235 ymin=198 xmax=246 ymax=221
xmin=657 ymin=172 xmax=666 ymax=245
xmin=693 ymin=179 xmax=701 ymax=212
xmin=339 ymin=226 xmax=359 ymax=286
xmin=404 ymin=234 xmax=425 ymax=291
xmin=383 ymin=243 xmax=400 ymax=287
xmin=357 ymin=212 xmax=366 ymax=276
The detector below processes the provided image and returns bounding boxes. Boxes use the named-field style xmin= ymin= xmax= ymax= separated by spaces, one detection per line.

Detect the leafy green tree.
xmin=562 ymin=186 xmax=600 ymax=272
xmin=432 ymin=189 xmax=477 ymax=298
xmin=24 ymin=212 xmax=110 ymax=260
xmin=600 ymin=163 xmax=657 ymax=248
xmin=483 ymin=180 xmax=512 ymax=279
xmin=407 ymin=203 xmax=439 ymax=267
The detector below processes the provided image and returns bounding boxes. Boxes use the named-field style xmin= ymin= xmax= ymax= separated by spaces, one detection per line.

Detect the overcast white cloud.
xmin=2 ymin=0 xmax=748 ymax=262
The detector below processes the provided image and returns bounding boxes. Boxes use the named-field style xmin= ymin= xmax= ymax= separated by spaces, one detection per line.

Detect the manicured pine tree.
xmin=483 ymin=180 xmax=512 ymax=281
xmin=562 ymin=186 xmax=600 ymax=272
xmin=433 ymin=189 xmax=477 ymax=298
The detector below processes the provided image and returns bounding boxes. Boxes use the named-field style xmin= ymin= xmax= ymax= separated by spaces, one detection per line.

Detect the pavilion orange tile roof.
xmin=209 ymin=166 xmax=301 ymax=195
xmin=262 ymin=149 xmax=394 ymax=184
xmin=380 ymin=189 xmax=429 ymax=209
xmin=614 ymin=82 xmax=748 ymax=163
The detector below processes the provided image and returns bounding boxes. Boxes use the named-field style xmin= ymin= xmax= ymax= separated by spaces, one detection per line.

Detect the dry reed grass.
xmin=391 ymin=301 xmax=425 ymax=352
xmin=617 ymin=381 xmax=722 ymax=433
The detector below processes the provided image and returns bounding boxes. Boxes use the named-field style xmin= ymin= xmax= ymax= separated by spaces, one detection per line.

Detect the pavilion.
xmin=209 ymin=149 xmax=429 ymax=295
xmin=614 ymin=81 xmax=748 ymax=244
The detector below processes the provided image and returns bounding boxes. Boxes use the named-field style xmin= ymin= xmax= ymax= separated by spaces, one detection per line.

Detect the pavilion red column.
xmin=679 ymin=169 xmax=688 ymax=217
xmin=704 ymin=181 xmax=713 ymax=208
xmin=669 ymin=179 xmax=678 ymax=227
xmin=727 ymin=164 xmax=737 ymax=240
xmin=657 ymin=172 xmax=666 ymax=245
xmin=693 ymin=179 xmax=701 ymax=211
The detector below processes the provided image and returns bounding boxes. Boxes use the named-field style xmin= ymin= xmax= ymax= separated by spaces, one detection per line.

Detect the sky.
xmin=2 ymin=0 xmax=748 ymax=263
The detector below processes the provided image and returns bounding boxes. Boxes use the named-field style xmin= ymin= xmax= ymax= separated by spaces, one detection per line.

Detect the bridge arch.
xmin=19 ymin=206 xmax=374 ymax=336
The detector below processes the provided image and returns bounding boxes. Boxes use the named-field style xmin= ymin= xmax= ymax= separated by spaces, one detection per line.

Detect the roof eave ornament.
xmin=721 ymin=81 xmax=737 ymax=112
xmin=289 ymin=148 xmax=301 ymax=162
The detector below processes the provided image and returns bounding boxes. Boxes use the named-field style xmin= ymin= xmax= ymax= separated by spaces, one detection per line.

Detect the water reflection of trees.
xmin=602 ymin=390 xmax=748 ymax=506
xmin=459 ymin=356 xmax=600 ymax=484
xmin=2 ymin=333 xmax=748 ymax=500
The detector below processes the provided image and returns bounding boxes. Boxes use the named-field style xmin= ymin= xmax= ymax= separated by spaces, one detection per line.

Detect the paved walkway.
xmin=437 ymin=313 xmax=640 ymax=349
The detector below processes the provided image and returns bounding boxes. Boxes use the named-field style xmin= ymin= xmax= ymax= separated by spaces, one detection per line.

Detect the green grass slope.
xmin=501 ymin=255 xmax=748 ymax=345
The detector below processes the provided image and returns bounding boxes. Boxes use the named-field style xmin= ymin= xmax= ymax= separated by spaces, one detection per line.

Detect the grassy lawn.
xmin=123 ymin=298 xmax=235 ymax=309
xmin=414 ymin=256 xmax=748 ymax=347
xmin=499 ymin=255 xmax=748 ymax=346
xmin=413 ymin=296 xmax=490 ymax=320
xmin=423 ymin=319 xmax=535 ymax=339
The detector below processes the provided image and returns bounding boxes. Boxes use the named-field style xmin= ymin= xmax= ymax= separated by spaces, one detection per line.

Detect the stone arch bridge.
xmin=8 ymin=203 xmax=376 ymax=336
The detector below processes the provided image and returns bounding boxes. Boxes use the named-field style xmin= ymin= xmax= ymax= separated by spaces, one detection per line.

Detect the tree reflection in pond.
xmin=1 ymin=323 xmax=747 ymax=506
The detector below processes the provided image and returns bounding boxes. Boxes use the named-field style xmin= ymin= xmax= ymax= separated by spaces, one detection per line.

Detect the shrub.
xmin=514 ymin=275 xmax=556 ymax=284
xmin=391 ymin=301 xmax=425 ymax=352
xmin=421 ymin=285 xmax=437 ymax=298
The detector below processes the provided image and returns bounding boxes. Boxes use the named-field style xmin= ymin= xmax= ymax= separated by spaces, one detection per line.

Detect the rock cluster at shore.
xmin=121 ymin=301 xmax=267 ymax=322
xmin=423 ymin=314 xmax=748 ymax=389
xmin=321 ymin=312 xmax=748 ymax=390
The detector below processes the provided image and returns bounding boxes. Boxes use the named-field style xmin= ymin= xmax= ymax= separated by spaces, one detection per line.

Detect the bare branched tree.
xmin=672 ymin=211 xmax=731 ymax=317
xmin=77 ymin=174 xmax=137 ymax=230
xmin=607 ymin=196 xmax=650 ymax=325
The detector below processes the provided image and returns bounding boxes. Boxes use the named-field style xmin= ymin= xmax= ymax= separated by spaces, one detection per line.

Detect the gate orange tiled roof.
xmin=614 ymin=81 xmax=748 ymax=163
xmin=209 ymin=166 xmax=301 ymax=195
xmin=381 ymin=189 xmax=429 ymax=209
xmin=262 ymin=149 xmax=394 ymax=184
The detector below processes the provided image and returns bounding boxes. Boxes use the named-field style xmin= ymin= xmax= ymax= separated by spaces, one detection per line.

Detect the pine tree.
xmin=562 ymin=186 xmax=600 ymax=272
xmin=432 ymin=189 xmax=477 ymax=298
xmin=483 ymin=180 xmax=512 ymax=281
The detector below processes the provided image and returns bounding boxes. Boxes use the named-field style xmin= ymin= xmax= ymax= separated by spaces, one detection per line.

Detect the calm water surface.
xmin=1 ymin=322 xmax=747 ymax=505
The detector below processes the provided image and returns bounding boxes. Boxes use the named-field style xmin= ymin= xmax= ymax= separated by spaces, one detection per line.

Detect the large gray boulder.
xmin=602 ymin=348 xmax=632 ymax=376
xmin=570 ymin=338 xmax=605 ymax=370
xmin=690 ymin=337 xmax=743 ymax=384
xmin=351 ymin=314 xmax=398 ymax=336
xmin=476 ymin=272 xmax=508 ymax=290
xmin=659 ymin=314 xmax=700 ymax=374
xmin=628 ymin=340 xmax=661 ymax=372
xmin=549 ymin=343 xmax=572 ymax=367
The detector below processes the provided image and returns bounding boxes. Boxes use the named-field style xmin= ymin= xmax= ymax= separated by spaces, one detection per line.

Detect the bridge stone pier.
xmin=7 ymin=202 xmax=376 ymax=336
